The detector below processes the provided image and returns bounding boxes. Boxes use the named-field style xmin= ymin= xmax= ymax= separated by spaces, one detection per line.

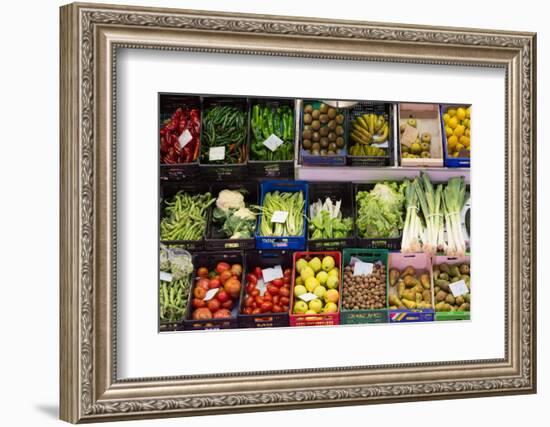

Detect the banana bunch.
xmin=349 ymin=144 xmax=385 ymax=156
xmin=349 ymin=113 xmax=389 ymax=156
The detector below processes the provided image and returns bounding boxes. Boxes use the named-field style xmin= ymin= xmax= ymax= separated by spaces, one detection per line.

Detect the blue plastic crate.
xmin=440 ymin=104 xmax=471 ymax=168
xmin=255 ymin=180 xmax=308 ymax=250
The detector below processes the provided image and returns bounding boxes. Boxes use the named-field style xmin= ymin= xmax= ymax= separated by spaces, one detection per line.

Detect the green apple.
xmin=323 ymin=302 xmax=338 ymax=313
xmin=305 ymin=309 xmax=318 ymax=315
xmin=295 ymin=258 xmax=308 ymax=274
xmin=305 ymin=277 xmax=320 ymax=292
xmin=316 ymin=271 xmax=328 ymax=285
xmin=308 ymin=298 xmax=323 ymax=313
xmin=326 ymin=275 xmax=339 ymax=290
xmin=327 ymin=267 xmax=339 ymax=277
xmin=300 ymin=266 xmax=315 ymax=282
xmin=313 ymin=285 xmax=326 ymax=299
xmin=294 ymin=285 xmax=307 ymax=297
xmin=294 ymin=300 xmax=308 ymax=314
xmin=321 ymin=256 xmax=335 ymax=272
xmin=308 ymin=257 xmax=322 ymax=273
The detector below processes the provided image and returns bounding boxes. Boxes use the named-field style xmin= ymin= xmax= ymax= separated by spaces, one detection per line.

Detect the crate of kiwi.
xmin=300 ymin=100 xmax=347 ymax=166
xmin=340 ymin=249 xmax=389 ymax=324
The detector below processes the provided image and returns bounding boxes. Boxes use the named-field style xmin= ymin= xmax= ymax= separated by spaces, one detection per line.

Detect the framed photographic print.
xmin=59 ymin=2 xmax=537 ymax=423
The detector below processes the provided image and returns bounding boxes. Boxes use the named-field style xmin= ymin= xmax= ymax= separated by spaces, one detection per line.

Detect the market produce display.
xmin=308 ymin=197 xmax=353 ymax=240
xmin=355 ymin=182 xmax=405 ymax=239
xmin=301 ymin=102 xmax=345 ymax=156
xmin=443 ymin=106 xmax=471 ymax=158
xmin=349 ymin=112 xmax=388 ymax=157
xmin=242 ymin=266 xmax=292 ymax=315
xmin=250 ymin=103 xmax=294 ymax=161
xmin=160 ymin=191 xmax=215 ymax=241
xmin=189 ymin=261 xmax=243 ymax=320
xmin=160 ymin=106 xmax=200 ymax=164
xmin=292 ymin=255 xmax=340 ymax=315
xmin=211 ymin=189 xmax=256 ymax=239
xmin=433 ymin=262 xmax=471 ymax=312
xmin=342 ymin=261 xmax=386 ymax=311
xmin=258 ymin=190 xmax=305 ymax=237
xmin=388 ymin=265 xmax=433 ymax=310
xmin=201 ymin=105 xmax=247 ymax=164
xmin=159 ymin=247 xmax=193 ymax=323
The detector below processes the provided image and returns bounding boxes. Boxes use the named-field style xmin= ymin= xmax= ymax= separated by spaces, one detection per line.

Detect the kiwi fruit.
xmin=311 ymin=120 xmax=321 ymax=131
xmin=312 ymin=132 xmax=320 ymax=142
xmin=320 ymin=138 xmax=329 ymax=149
xmin=319 ymin=114 xmax=329 ymax=124
xmin=311 ymin=110 xmax=320 ymax=120
xmin=302 ymin=139 xmax=312 ymax=150
xmin=327 ymin=108 xmax=337 ymax=119
xmin=328 ymin=142 xmax=337 ymax=152
xmin=319 ymin=103 xmax=328 ymax=114
xmin=335 ymin=125 xmax=344 ymax=136
xmin=302 ymin=129 xmax=312 ymax=140
xmin=335 ymin=137 xmax=345 ymax=148
xmin=303 ymin=114 xmax=312 ymax=125
xmin=319 ymin=127 xmax=329 ymax=137
xmin=328 ymin=132 xmax=337 ymax=142
xmin=311 ymin=142 xmax=321 ymax=152
xmin=304 ymin=104 xmax=313 ymax=114
xmin=336 ymin=114 xmax=344 ymax=124
xmin=327 ymin=120 xmax=336 ymax=130
xmin=320 ymin=149 xmax=328 ymax=156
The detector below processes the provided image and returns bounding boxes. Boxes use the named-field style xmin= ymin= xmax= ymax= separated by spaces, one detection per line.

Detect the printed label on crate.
xmin=160 ymin=271 xmax=173 ymax=282
xmin=271 ymin=210 xmax=289 ymax=223
xmin=203 ymin=288 xmax=219 ymax=301
xmin=178 ymin=129 xmax=193 ymax=149
xmin=449 ymin=280 xmax=469 ymax=297
xmin=353 ymin=260 xmax=373 ymax=276
xmin=263 ymin=134 xmax=284 ymax=152
xmin=262 ymin=265 xmax=284 ymax=283
xmin=298 ymin=292 xmax=318 ymax=302
xmin=401 ymin=124 xmax=419 ymax=147
xmin=209 ymin=146 xmax=225 ymax=161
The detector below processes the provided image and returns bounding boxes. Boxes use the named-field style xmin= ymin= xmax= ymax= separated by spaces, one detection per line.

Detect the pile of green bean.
xmin=201 ymin=105 xmax=247 ymax=164
xmin=160 ymin=191 xmax=215 ymax=241
xmin=160 ymin=276 xmax=191 ymax=323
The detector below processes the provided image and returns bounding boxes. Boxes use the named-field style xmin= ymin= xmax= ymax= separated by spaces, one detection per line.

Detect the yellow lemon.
xmin=456 ymin=143 xmax=465 ymax=151
xmin=459 ymin=136 xmax=470 ymax=147
xmin=453 ymin=125 xmax=465 ymax=138
xmin=447 ymin=108 xmax=457 ymax=117
xmin=463 ymin=118 xmax=470 ymax=129
xmin=456 ymin=107 xmax=466 ymax=121
xmin=466 ymin=107 xmax=471 ymax=118
xmin=447 ymin=135 xmax=458 ymax=150
xmin=465 ymin=128 xmax=470 ymax=137
xmin=453 ymin=152 xmax=460 ymax=157
xmin=448 ymin=116 xmax=458 ymax=129
xmin=445 ymin=126 xmax=453 ymax=137
xmin=443 ymin=113 xmax=451 ymax=124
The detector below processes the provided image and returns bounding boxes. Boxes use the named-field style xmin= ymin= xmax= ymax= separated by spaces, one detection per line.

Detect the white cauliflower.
xmin=215 ymin=189 xmax=245 ymax=212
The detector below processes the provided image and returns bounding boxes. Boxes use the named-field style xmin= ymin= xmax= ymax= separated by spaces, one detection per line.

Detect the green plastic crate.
xmin=340 ymin=248 xmax=389 ymax=324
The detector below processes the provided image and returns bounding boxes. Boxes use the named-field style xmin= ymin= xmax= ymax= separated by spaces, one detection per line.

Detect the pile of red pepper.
xmin=160 ymin=107 xmax=200 ymax=164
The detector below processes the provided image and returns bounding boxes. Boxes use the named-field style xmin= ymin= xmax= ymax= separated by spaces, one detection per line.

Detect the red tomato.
xmin=213 ymin=308 xmax=231 ymax=319
xmin=272 ymin=279 xmax=283 ymax=288
xmin=208 ymin=278 xmax=221 ymax=289
xmin=221 ymin=299 xmax=233 ymax=310
xmin=207 ymin=299 xmax=220 ymax=313
xmin=254 ymin=267 xmax=263 ymax=278
xmin=243 ymin=307 xmax=253 ymax=315
xmin=283 ymin=276 xmax=290 ymax=285
xmin=272 ymin=304 xmax=283 ymax=313
xmin=263 ymin=293 xmax=273 ymax=302
xmin=260 ymin=301 xmax=273 ymax=313
xmin=216 ymin=290 xmax=230 ymax=303
xmin=252 ymin=301 xmax=258 ymax=309
xmin=219 ymin=270 xmax=232 ymax=284
xmin=279 ymin=287 xmax=290 ymax=298
xmin=246 ymin=283 xmax=256 ymax=294
xmin=280 ymin=296 xmax=290 ymax=306
xmin=196 ymin=278 xmax=210 ymax=290
xmin=193 ymin=287 xmax=206 ymax=299
xmin=230 ymin=264 xmax=243 ymax=277
xmin=224 ymin=278 xmax=241 ymax=298
xmin=282 ymin=305 xmax=289 ymax=312
xmin=267 ymin=285 xmax=279 ymax=295
xmin=255 ymin=296 xmax=264 ymax=305
xmin=252 ymin=308 xmax=262 ymax=314
xmin=197 ymin=267 xmax=209 ymax=278
xmin=245 ymin=296 xmax=254 ymax=307
xmin=272 ymin=295 xmax=280 ymax=305
xmin=246 ymin=273 xmax=258 ymax=285
xmin=250 ymin=289 xmax=260 ymax=297
xmin=284 ymin=268 xmax=292 ymax=277
xmin=192 ymin=307 xmax=212 ymax=320
xmin=192 ymin=298 xmax=205 ymax=309
xmin=215 ymin=262 xmax=231 ymax=275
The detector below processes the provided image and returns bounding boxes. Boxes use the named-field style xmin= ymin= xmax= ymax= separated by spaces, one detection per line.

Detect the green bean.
xmin=160 ymin=191 xmax=215 ymax=241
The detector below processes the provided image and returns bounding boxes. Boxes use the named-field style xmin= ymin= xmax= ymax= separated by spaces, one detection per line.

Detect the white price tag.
xmin=271 ymin=210 xmax=288 ymax=223
xmin=209 ymin=146 xmax=225 ymax=161
xmin=372 ymin=141 xmax=389 ymax=148
xmin=256 ymin=278 xmax=267 ymax=295
xmin=298 ymin=292 xmax=318 ymax=302
xmin=449 ymin=280 xmax=469 ymax=297
xmin=353 ymin=261 xmax=373 ymax=276
xmin=262 ymin=134 xmax=284 ymax=152
xmin=178 ymin=129 xmax=193 ymax=149
xmin=203 ymin=288 xmax=219 ymax=301
xmin=160 ymin=271 xmax=173 ymax=282
xmin=262 ymin=265 xmax=284 ymax=283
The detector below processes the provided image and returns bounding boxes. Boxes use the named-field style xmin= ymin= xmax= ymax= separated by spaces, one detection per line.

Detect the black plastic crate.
xmin=247 ymin=98 xmax=295 ymax=179
xmin=353 ymin=183 xmax=403 ymax=250
xmin=238 ymin=250 xmax=292 ymax=329
xmin=159 ymin=181 xmax=212 ymax=251
xmin=182 ymin=251 xmax=244 ymax=331
xmin=206 ymin=181 xmax=258 ymax=251
xmin=199 ymin=97 xmax=249 ymax=181
xmin=159 ymin=93 xmax=201 ymax=181
xmin=307 ymin=182 xmax=355 ymax=251
xmin=347 ymin=101 xmax=394 ymax=167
